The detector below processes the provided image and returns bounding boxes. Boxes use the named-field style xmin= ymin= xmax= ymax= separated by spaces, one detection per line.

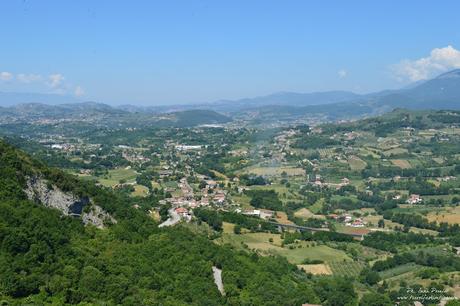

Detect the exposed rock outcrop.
xmin=82 ymin=205 xmax=117 ymax=229
xmin=25 ymin=177 xmax=115 ymax=228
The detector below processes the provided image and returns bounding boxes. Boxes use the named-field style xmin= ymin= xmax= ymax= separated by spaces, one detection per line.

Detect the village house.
xmin=242 ymin=209 xmax=274 ymax=220
xmin=237 ymin=186 xmax=250 ymax=194
xmin=407 ymin=194 xmax=422 ymax=204
xmin=213 ymin=192 xmax=226 ymax=204
xmin=351 ymin=218 xmax=365 ymax=227
xmin=159 ymin=170 xmax=173 ymax=178
xmin=328 ymin=213 xmax=339 ymax=220
xmin=175 ymin=207 xmax=192 ymax=221
xmin=200 ymin=197 xmax=209 ymax=206
xmin=175 ymin=145 xmax=202 ymax=151
xmin=259 ymin=209 xmax=275 ymax=219
xmin=206 ymin=179 xmax=218 ymax=189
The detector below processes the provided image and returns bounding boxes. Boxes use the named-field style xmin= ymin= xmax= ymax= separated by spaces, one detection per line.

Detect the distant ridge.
xmin=1 ymin=69 xmax=460 ymax=119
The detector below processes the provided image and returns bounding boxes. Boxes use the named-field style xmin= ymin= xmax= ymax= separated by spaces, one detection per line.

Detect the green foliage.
xmin=360 ymin=268 xmax=381 ymax=285
xmin=246 ymin=189 xmax=283 ymax=211
xmin=313 ymin=277 xmax=357 ymax=306
xmin=362 ymin=231 xmax=434 ymax=252
xmin=359 ymin=292 xmax=393 ymax=306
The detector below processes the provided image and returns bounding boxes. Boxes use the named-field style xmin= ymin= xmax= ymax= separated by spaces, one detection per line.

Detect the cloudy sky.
xmin=1 ymin=0 xmax=460 ymax=105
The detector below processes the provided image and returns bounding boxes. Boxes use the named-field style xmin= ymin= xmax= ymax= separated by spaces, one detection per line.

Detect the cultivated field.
xmin=242 ymin=166 xmax=305 ymax=176
xmin=294 ymin=208 xmax=325 ymax=220
xmin=427 ymin=206 xmax=460 ymax=224
xmin=275 ymin=211 xmax=295 ymax=225
xmin=297 ymin=264 xmax=332 ymax=275
xmin=98 ymin=168 xmax=138 ymax=187
xmin=347 ymin=156 xmax=367 ymax=171
xmin=383 ymin=147 xmax=408 ymax=156
xmin=391 ymin=159 xmax=412 ymax=169
xmin=329 ymin=260 xmax=364 ymax=277
xmin=378 ymin=263 xmax=421 ymax=279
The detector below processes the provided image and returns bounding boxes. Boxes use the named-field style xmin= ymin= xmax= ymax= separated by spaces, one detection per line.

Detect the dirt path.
xmin=212 ymin=266 xmax=225 ymax=296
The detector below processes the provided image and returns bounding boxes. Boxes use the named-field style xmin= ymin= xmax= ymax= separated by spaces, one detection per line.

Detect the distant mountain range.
xmin=1 ymin=69 xmax=459 ymax=121
xmin=116 ymin=69 xmax=460 ymax=117
xmin=0 ymin=102 xmax=231 ymax=128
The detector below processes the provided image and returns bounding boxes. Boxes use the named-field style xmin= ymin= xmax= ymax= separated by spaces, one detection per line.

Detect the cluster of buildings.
xmin=241 ymin=209 xmax=275 ymax=220
xmin=329 ymin=213 xmax=366 ymax=227
xmin=309 ymin=175 xmax=350 ymax=189
xmin=50 ymin=143 xmax=76 ymax=152
xmin=175 ymin=145 xmax=203 ymax=151
xmin=406 ymin=194 xmax=423 ymax=204
xmin=162 ymin=175 xmax=229 ymax=224
xmin=121 ymin=150 xmax=150 ymax=164
xmin=174 ymin=207 xmax=192 ymax=221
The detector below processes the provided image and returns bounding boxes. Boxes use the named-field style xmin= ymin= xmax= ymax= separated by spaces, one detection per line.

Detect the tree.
xmin=79 ymin=266 xmax=105 ymax=299
xmin=359 ymin=293 xmax=392 ymax=306
xmin=360 ymin=269 xmax=381 ymax=286
xmin=378 ymin=219 xmax=385 ymax=228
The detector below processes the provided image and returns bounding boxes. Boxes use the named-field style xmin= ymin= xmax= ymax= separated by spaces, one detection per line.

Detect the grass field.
xmin=231 ymin=194 xmax=252 ymax=209
xmin=98 ymin=167 xmax=138 ymax=187
xmin=294 ymin=208 xmax=326 ymax=219
xmin=297 ymin=264 xmax=332 ymax=275
xmin=220 ymin=231 xmax=351 ymax=264
xmin=132 ymin=184 xmax=149 ymax=197
xmin=309 ymin=198 xmax=325 ymax=214
xmin=275 ymin=244 xmax=351 ymax=264
xmin=329 ymin=261 xmax=365 ymax=277
xmin=391 ymin=159 xmax=412 ymax=169
xmin=242 ymin=166 xmax=305 ymax=177
xmin=222 ymin=222 xmax=235 ymax=234
xmin=383 ymin=147 xmax=408 ymax=156
xmin=150 ymin=210 xmax=160 ymax=222
xmin=427 ymin=206 xmax=460 ymax=224
xmin=294 ymin=208 xmax=314 ymax=219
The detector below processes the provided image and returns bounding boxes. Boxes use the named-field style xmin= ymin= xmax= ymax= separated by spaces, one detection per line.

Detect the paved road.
xmin=159 ymin=208 xmax=180 ymax=227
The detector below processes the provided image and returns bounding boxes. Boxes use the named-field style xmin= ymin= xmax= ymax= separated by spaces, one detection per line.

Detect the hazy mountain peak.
xmin=435 ymin=69 xmax=460 ymax=79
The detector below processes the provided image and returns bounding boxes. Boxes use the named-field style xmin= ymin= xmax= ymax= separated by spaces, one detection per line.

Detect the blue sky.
xmin=1 ymin=0 xmax=460 ymax=105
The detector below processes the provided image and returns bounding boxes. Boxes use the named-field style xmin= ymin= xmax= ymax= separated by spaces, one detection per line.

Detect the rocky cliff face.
xmin=25 ymin=177 xmax=115 ymax=228
xmin=82 ymin=205 xmax=116 ymax=229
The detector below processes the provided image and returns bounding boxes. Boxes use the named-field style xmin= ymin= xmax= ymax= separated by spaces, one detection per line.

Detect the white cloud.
xmin=2 ymin=71 xmax=83 ymax=96
xmin=0 ymin=71 xmax=13 ymax=81
xmin=392 ymin=45 xmax=460 ymax=82
xmin=17 ymin=73 xmax=43 ymax=83
xmin=48 ymin=74 xmax=65 ymax=88
xmin=74 ymin=86 xmax=85 ymax=97
xmin=338 ymin=69 xmax=347 ymax=79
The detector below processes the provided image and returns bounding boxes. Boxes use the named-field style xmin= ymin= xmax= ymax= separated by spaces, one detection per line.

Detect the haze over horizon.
xmin=1 ymin=0 xmax=460 ymax=105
